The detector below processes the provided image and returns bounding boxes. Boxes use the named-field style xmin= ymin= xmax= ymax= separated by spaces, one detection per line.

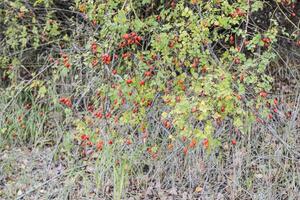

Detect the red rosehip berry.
xmin=183 ymin=147 xmax=188 ymax=155
xmin=274 ymin=98 xmax=278 ymax=105
xmin=106 ymin=112 xmax=112 ymax=119
xmin=122 ymin=33 xmax=130 ymax=40
xmin=96 ymin=140 xmax=104 ymax=151
xmin=259 ymin=91 xmax=268 ymax=98
xmin=144 ymin=71 xmax=152 ymax=77
xmin=95 ymin=111 xmax=103 ymax=119
xmin=231 ymin=139 xmax=237 ymax=145
xmin=203 ymin=138 xmax=209 ymax=149
xmin=268 ymin=113 xmax=273 ymax=119
xmin=139 ymin=80 xmax=145 ymax=86
xmin=189 ymin=138 xmax=197 ymax=148
xmin=64 ymin=62 xmax=71 ymax=68
xmin=125 ymin=139 xmax=132 ymax=145
xmin=126 ymin=79 xmax=133 ymax=84
xmin=101 ymin=54 xmax=111 ymax=64
xmin=221 ymin=105 xmax=225 ymax=112
xmin=91 ymin=42 xmax=98 ymax=54
xmin=81 ymin=134 xmax=89 ymax=141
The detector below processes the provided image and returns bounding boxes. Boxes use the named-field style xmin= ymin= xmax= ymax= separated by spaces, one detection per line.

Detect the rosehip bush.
xmin=0 ymin=0 xmax=299 ymax=151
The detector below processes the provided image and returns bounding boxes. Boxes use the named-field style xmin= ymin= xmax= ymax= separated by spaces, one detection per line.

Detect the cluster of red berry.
xmin=230 ymin=8 xmax=245 ymax=18
xmin=81 ymin=134 xmax=89 ymax=141
xmin=278 ymin=1 xmax=298 ymax=17
xmin=59 ymin=97 xmax=72 ymax=108
xmin=101 ymin=53 xmax=111 ymax=64
xmin=80 ymin=133 xmax=114 ymax=156
xmin=119 ymin=32 xmax=142 ymax=48
xmin=262 ymin=37 xmax=271 ymax=47
xmin=61 ymin=53 xmax=71 ymax=68
xmin=181 ymin=137 xmax=209 ymax=156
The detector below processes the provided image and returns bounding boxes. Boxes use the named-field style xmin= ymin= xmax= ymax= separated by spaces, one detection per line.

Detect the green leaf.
xmin=49 ymin=23 xmax=60 ymax=36
xmin=132 ymin=19 xmax=144 ymax=32
xmin=114 ymin=10 xmax=127 ymax=24
xmin=142 ymin=0 xmax=151 ymax=4
xmin=60 ymin=67 xmax=69 ymax=77
xmin=251 ymin=1 xmax=264 ymax=12
xmin=38 ymin=86 xmax=47 ymax=98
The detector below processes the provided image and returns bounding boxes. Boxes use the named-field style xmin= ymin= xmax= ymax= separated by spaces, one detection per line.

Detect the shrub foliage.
xmin=0 ymin=0 xmax=299 ymax=150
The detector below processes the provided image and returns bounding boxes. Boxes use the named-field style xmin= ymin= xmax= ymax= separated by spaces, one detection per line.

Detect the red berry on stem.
xmin=144 ymin=71 xmax=152 ymax=77
xmin=274 ymin=98 xmax=278 ymax=105
xmin=231 ymin=139 xmax=237 ymax=145
xmin=95 ymin=111 xmax=103 ymax=119
xmin=125 ymin=139 xmax=132 ymax=145
xmin=259 ymin=91 xmax=268 ymax=98
xmin=96 ymin=140 xmax=104 ymax=151
xmin=123 ymin=33 xmax=130 ymax=40
xmin=183 ymin=147 xmax=188 ymax=155
xmin=101 ymin=54 xmax=111 ymax=64
xmin=81 ymin=134 xmax=89 ymax=141
xmin=106 ymin=112 xmax=112 ymax=119
xmin=203 ymin=138 xmax=209 ymax=149
xmin=268 ymin=113 xmax=273 ymax=119
xmin=221 ymin=105 xmax=225 ymax=112
xmin=126 ymin=79 xmax=133 ymax=84
xmin=139 ymin=80 xmax=145 ymax=86
xmin=189 ymin=138 xmax=197 ymax=148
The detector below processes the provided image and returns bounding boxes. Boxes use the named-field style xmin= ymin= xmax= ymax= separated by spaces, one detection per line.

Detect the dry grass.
xmin=1 ymin=92 xmax=299 ymax=199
